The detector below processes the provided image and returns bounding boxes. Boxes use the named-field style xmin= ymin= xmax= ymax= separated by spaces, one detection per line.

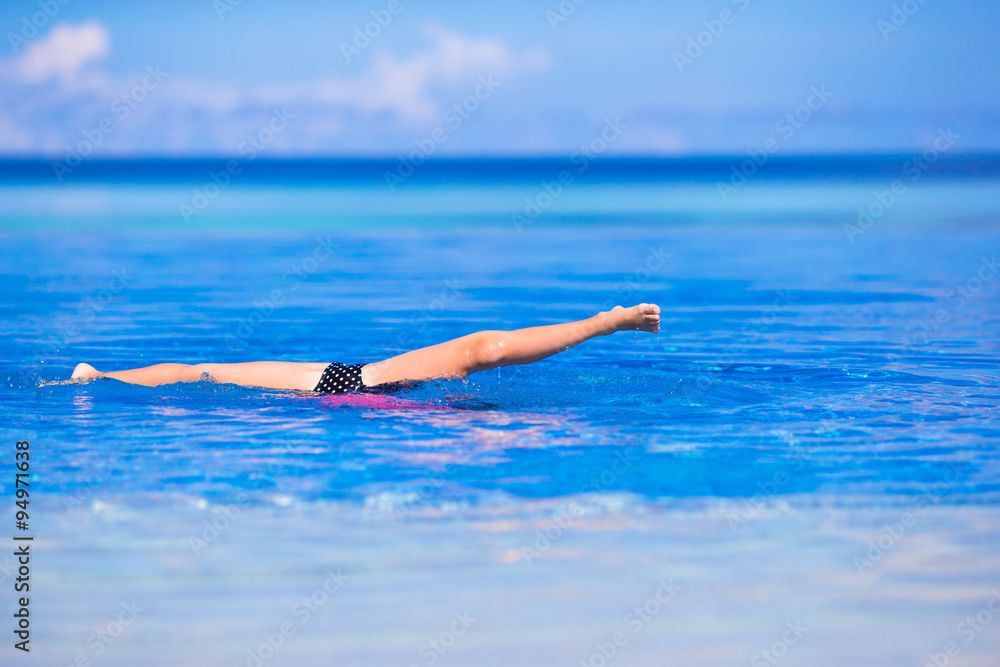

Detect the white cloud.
xmin=0 ymin=22 xmax=552 ymax=154
xmin=13 ymin=20 xmax=109 ymax=83
xmin=160 ymin=22 xmax=547 ymax=124
xmin=326 ymin=22 xmax=543 ymax=122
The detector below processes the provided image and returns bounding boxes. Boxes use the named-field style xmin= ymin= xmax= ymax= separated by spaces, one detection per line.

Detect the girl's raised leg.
xmin=362 ymin=303 xmax=660 ymax=386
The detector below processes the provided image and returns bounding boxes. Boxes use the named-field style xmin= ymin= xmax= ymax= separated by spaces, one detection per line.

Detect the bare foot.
xmin=70 ymin=363 xmax=101 ymax=380
xmin=601 ymin=303 xmax=660 ymax=334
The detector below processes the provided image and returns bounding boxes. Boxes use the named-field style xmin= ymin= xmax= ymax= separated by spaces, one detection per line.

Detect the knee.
xmin=469 ymin=331 xmax=509 ymax=370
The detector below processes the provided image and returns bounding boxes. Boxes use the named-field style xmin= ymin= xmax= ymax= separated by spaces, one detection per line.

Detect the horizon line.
xmin=2 ymin=152 xmax=1000 ymax=162
xmin=2 ymin=153 xmax=998 ymax=184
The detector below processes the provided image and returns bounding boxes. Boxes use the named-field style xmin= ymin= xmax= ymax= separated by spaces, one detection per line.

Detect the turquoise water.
xmin=2 ymin=169 xmax=999 ymax=665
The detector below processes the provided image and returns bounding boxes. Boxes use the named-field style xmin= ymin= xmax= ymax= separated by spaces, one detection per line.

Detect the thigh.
xmin=196 ymin=361 xmax=330 ymax=391
xmin=362 ymin=333 xmax=484 ymax=386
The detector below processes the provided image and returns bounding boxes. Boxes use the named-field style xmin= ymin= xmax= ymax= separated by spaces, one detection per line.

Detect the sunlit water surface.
xmin=1 ymin=177 xmax=999 ymax=666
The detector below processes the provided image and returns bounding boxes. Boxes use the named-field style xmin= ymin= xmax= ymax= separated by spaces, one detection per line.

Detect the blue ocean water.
xmin=1 ymin=159 xmax=999 ymax=665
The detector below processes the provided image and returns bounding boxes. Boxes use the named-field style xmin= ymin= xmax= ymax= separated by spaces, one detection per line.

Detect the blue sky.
xmin=1 ymin=0 xmax=997 ymax=157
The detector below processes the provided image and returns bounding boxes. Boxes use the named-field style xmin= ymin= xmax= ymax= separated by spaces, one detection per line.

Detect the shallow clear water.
xmin=2 ymin=174 xmax=999 ymax=665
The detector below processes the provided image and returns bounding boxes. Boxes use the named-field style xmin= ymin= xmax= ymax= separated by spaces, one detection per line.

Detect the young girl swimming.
xmin=69 ymin=303 xmax=660 ymax=394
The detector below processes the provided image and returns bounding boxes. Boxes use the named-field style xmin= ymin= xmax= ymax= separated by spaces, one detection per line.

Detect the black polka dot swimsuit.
xmin=314 ymin=362 xmax=368 ymax=394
